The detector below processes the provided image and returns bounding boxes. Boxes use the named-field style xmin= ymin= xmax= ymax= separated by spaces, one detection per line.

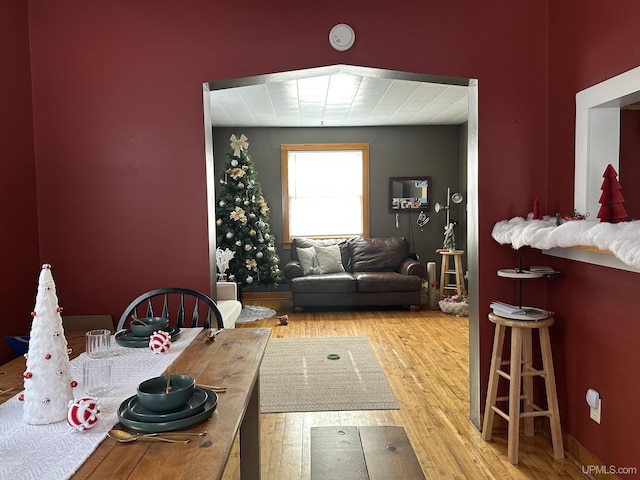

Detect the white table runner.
xmin=0 ymin=328 xmax=201 ymax=480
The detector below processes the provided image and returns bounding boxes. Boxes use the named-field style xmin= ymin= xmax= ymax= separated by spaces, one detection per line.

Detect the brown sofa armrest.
xmin=284 ymin=261 xmax=304 ymax=280
xmin=399 ymin=258 xmax=425 ymax=277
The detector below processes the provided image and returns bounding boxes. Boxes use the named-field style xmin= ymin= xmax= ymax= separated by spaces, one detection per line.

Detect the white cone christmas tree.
xmin=22 ymin=264 xmax=76 ymax=425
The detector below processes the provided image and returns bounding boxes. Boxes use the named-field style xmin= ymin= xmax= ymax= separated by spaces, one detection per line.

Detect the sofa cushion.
xmin=354 ymin=272 xmax=422 ymax=293
xmin=348 ymin=237 xmax=410 ymax=272
xmin=290 ymin=273 xmax=357 ymax=293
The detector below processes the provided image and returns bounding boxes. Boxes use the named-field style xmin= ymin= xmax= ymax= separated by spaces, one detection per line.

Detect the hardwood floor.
xmin=221 ymin=301 xmax=587 ymax=479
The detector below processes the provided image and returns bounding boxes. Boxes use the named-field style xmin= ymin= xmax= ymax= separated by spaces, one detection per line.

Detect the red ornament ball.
xmin=149 ymin=330 xmax=171 ymax=354
xmin=67 ymin=397 xmax=100 ymax=431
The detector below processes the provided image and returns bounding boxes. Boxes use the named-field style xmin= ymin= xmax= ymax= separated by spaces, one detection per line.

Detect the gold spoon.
xmin=108 ymin=429 xmax=190 ymax=444
xmin=165 ymin=366 xmax=172 ymax=393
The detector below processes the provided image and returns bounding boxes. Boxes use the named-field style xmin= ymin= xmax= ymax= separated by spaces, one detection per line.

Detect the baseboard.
xmin=562 ymin=432 xmax=621 ymax=480
xmin=243 ymin=291 xmax=291 ymax=301
xmin=483 ymin=415 xmax=617 ymax=479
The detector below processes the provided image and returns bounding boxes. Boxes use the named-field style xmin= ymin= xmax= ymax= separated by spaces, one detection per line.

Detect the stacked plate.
xmin=117 ymin=386 xmax=218 ymax=432
xmin=115 ymin=326 xmax=181 ymax=348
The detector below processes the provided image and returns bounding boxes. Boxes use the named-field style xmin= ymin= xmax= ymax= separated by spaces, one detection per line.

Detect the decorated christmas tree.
xmin=215 ymin=134 xmax=282 ymax=288
xmin=22 ymin=264 xmax=76 ymax=424
xmin=597 ymin=164 xmax=628 ymax=223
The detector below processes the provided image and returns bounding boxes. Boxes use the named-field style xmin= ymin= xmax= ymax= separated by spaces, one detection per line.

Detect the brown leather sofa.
xmin=284 ymin=236 xmax=425 ymax=310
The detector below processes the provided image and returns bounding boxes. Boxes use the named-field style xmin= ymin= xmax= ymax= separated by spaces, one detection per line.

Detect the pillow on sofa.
xmin=315 ymin=244 xmax=345 ymax=274
xmin=296 ymin=245 xmax=345 ymax=275
xmin=297 ymin=246 xmax=320 ymax=275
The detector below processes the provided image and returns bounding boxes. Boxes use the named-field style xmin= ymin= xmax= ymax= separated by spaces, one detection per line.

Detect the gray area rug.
xmin=260 ymin=336 xmax=399 ymax=413
xmin=236 ymin=305 xmax=276 ymax=323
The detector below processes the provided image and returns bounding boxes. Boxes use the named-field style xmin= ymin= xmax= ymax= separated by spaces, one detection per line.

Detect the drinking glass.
xmin=83 ymin=358 xmax=113 ymax=396
xmin=85 ymin=329 xmax=111 ymax=358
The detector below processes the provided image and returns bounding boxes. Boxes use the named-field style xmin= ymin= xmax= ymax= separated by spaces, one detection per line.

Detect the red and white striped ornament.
xmin=149 ymin=330 xmax=171 ymax=354
xmin=67 ymin=397 xmax=100 ymax=431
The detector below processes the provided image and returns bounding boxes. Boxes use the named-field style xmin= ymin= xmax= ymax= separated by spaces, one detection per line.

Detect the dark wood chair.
xmin=116 ymin=288 xmax=224 ymax=331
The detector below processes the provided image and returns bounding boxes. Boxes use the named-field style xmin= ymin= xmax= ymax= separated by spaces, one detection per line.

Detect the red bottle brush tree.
xmin=597 ymin=164 xmax=629 ymax=223
xmin=532 ymin=197 xmax=543 ymax=220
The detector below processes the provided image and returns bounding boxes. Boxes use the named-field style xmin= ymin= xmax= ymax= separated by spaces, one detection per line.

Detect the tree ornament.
xmin=231 ymin=159 xmax=238 ymax=167
xmin=244 ymin=244 xmax=252 ymax=251
xmin=238 ymin=182 xmax=244 ymax=189
xmin=149 ymin=331 xmax=171 ymax=354
xmin=249 ymin=229 xmax=256 ymax=236
xmin=256 ymin=251 xmax=264 ymax=259
xmin=245 ymin=276 xmax=253 ymax=284
xmin=67 ymin=397 xmax=100 ymax=431
xmin=235 ymin=196 xmax=242 ymax=203
xmin=216 ymin=218 xmax=223 ymax=226
xmin=219 ymin=200 xmax=226 ymax=207
xmin=249 ymin=213 xmax=256 ymax=219
xmin=226 ymin=232 xmax=234 ymax=239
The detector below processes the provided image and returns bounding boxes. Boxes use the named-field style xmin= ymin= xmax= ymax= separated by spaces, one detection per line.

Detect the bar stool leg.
xmin=507 ymin=327 xmax=523 ymax=464
xmin=482 ymin=323 xmax=506 ymax=441
xmin=539 ymin=326 xmax=564 ymax=459
xmin=453 ymin=253 xmax=465 ymax=295
xmin=522 ymin=329 xmax=535 ymax=436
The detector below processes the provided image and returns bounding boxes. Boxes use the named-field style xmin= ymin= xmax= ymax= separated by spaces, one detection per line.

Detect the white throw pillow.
xmin=297 ymin=246 xmax=320 ymax=275
xmin=315 ymin=244 xmax=345 ymax=274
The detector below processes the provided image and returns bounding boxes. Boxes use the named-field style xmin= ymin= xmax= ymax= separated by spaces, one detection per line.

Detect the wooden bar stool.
xmin=481 ymin=313 xmax=563 ymax=464
xmin=439 ymin=249 xmax=466 ymax=297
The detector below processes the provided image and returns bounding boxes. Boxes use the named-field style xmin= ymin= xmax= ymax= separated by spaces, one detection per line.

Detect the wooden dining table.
xmin=0 ymin=327 xmax=271 ymax=480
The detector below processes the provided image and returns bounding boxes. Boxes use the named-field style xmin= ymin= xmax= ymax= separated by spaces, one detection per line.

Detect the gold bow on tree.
xmin=229 ymin=134 xmax=249 ymax=158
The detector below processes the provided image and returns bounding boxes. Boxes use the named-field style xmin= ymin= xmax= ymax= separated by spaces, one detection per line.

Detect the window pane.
xmin=290 ymin=197 xmax=363 ymax=237
xmin=283 ymin=144 xmax=369 ymax=241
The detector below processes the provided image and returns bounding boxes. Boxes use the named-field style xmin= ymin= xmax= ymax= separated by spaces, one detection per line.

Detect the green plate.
xmin=115 ymin=326 xmax=181 ymax=348
xmin=117 ymin=387 xmax=218 ymax=432
xmin=126 ymin=387 xmax=208 ymax=422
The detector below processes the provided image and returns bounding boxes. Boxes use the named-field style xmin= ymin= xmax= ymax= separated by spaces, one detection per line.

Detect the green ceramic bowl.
xmin=129 ymin=317 xmax=169 ymax=337
xmin=137 ymin=374 xmax=196 ymax=412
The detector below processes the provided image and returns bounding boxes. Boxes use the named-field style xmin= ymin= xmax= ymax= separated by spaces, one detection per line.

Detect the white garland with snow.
xmin=491 ymin=216 xmax=640 ymax=270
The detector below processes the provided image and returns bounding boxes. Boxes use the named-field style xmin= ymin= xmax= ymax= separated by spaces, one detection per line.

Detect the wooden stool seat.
xmin=439 ymin=250 xmax=465 ymax=297
xmin=481 ymin=313 xmax=563 ymax=464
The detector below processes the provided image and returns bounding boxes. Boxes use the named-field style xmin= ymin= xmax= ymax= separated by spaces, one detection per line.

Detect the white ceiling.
xmin=208 ymin=67 xmax=469 ymax=128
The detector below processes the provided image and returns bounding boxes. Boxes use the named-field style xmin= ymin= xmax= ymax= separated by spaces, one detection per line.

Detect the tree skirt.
xmin=236 ymin=305 xmax=276 ymax=323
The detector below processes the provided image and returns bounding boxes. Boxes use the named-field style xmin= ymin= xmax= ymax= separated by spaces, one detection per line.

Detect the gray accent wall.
xmin=213 ymin=125 xmax=465 ymax=286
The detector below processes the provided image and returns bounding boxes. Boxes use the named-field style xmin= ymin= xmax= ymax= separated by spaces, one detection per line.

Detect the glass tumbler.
xmin=85 ymin=329 xmax=111 ymax=359
xmin=83 ymin=358 xmax=113 ymax=397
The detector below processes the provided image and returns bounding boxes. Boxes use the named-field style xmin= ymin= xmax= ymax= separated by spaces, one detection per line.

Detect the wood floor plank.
xmin=220 ymin=303 xmax=587 ymax=480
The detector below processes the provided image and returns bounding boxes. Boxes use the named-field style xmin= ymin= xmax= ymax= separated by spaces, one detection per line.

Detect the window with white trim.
xmin=281 ymin=143 xmax=370 ymax=246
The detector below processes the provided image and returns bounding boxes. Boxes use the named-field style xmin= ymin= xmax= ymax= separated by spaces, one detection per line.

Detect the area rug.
xmin=236 ymin=305 xmax=276 ymax=323
xmin=260 ymin=336 xmax=399 ymax=413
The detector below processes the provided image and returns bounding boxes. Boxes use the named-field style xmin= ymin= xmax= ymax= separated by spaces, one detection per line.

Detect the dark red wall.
xmin=0 ymin=0 xmax=40 ymax=363
xmin=548 ymin=0 xmax=640 ymax=468
xmin=11 ymin=0 xmax=638 ymax=468
xmin=25 ymin=0 xmax=548 ymax=370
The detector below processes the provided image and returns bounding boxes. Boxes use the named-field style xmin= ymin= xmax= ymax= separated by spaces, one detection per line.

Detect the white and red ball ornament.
xmin=149 ymin=330 xmax=171 ymax=354
xmin=67 ymin=397 xmax=100 ymax=432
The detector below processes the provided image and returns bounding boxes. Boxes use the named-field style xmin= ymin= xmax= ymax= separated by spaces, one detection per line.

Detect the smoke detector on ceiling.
xmin=329 ymin=24 xmax=355 ymax=51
